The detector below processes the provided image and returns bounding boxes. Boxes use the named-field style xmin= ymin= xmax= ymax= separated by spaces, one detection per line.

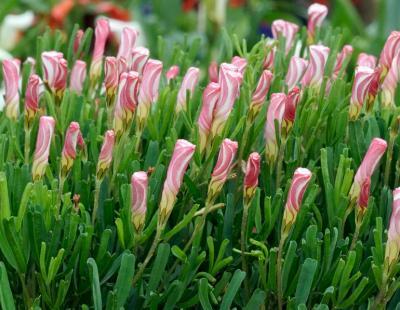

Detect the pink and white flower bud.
xmin=2 ymin=58 xmax=20 ymax=120
xmin=41 ymin=51 xmax=67 ymax=99
xmin=209 ymin=61 xmax=218 ymax=83
xmin=96 ymin=130 xmax=115 ymax=180
xmin=379 ymin=31 xmax=400 ymax=77
xmin=366 ymin=67 xmax=382 ymax=111
xmin=90 ymin=18 xmax=110 ymax=81
xmin=166 ymin=65 xmax=180 ymax=83
xmin=231 ymin=56 xmax=247 ymax=75
xmin=244 ymin=152 xmax=261 ymax=200
xmin=131 ymin=47 xmax=149 ymax=75
xmin=137 ymin=59 xmax=163 ymax=128
xmin=265 ymin=93 xmax=286 ymax=163
xmin=349 ymin=138 xmax=387 ymax=202
xmin=208 ymin=139 xmax=238 ymax=197
xmin=61 ymin=122 xmax=82 ymax=175
xmin=176 ymin=67 xmax=200 ymax=112
xmin=307 ymin=3 xmax=328 ymax=41
xmin=159 ymin=139 xmax=196 ymax=220
xmin=333 ymin=45 xmax=353 ymax=76
xmin=357 ymin=53 xmax=377 ymax=69
xmin=117 ymin=27 xmax=138 ymax=65
xmin=285 ymin=56 xmax=308 ymax=91
xmin=73 ymin=29 xmax=84 ymax=55
xmin=198 ymin=82 xmax=221 ymax=153
xmin=357 ymin=178 xmax=370 ymax=211
xmin=263 ymin=41 xmax=276 ymax=70
xmin=25 ymin=74 xmax=41 ymax=126
xmin=113 ymin=71 xmax=140 ymax=137
xmin=24 ymin=57 xmax=36 ymax=75
xmin=349 ymin=66 xmax=375 ymax=120
xmin=250 ymin=70 xmax=273 ymax=114
xmin=272 ymin=19 xmax=299 ymax=54
xmin=282 ymin=168 xmax=312 ymax=229
xmin=131 ymin=171 xmax=148 ymax=232
xmin=70 ymin=60 xmax=87 ymax=95
xmin=385 ymin=188 xmax=400 ymax=270
xmin=32 ymin=116 xmax=55 ymax=181
xmin=282 ymin=86 xmax=300 ymax=135
xmin=301 ymin=45 xmax=330 ymax=88
xmin=381 ymin=55 xmax=400 ymax=107
xmin=104 ymin=56 xmax=119 ymax=103
xmin=211 ymin=63 xmax=243 ymax=137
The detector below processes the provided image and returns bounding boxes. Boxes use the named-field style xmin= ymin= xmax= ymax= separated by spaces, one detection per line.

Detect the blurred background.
xmin=0 ymin=0 xmax=398 ymax=62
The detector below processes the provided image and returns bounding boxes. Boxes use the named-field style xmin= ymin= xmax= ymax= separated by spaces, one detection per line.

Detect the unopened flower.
xmin=131 ymin=47 xmax=149 ymax=74
xmin=333 ymin=45 xmax=353 ymax=76
xmin=243 ymin=152 xmax=261 ymax=202
xmin=117 ymin=27 xmax=138 ymax=67
xmin=209 ymin=61 xmax=218 ymax=83
xmin=282 ymin=168 xmax=312 ymax=230
xmin=250 ymin=70 xmax=273 ymax=115
xmin=113 ymin=71 xmax=140 ymax=137
xmin=381 ymin=55 xmax=400 ymax=107
xmin=61 ymin=122 xmax=82 ymax=176
xmin=265 ymin=93 xmax=286 ymax=163
xmin=137 ymin=59 xmax=163 ymax=129
xmin=282 ymin=86 xmax=300 ymax=136
xmin=349 ymin=138 xmax=387 ymax=202
xmin=211 ymin=63 xmax=243 ymax=137
xmin=198 ymin=82 xmax=221 ymax=153
xmin=231 ymin=56 xmax=247 ymax=75
xmin=385 ymin=188 xmax=400 ymax=271
xmin=24 ymin=74 xmax=41 ymax=127
xmin=2 ymin=58 xmax=20 ymax=120
xmin=307 ymin=3 xmax=328 ymax=42
xmin=166 ymin=65 xmax=180 ymax=83
xmin=357 ymin=178 xmax=370 ymax=214
xmin=176 ymin=66 xmax=200 ymax=112
xmin=70 ymin=60 xmax=87 ymax=95
xmin=131 ymin=171 xmax=148 ymax=232
xmin=73 ymin=29 xmax=84 ymax=55
xmin=32 ymin=116 xmax=55 ymax=181
xmin=285 ymin=56 xmax=307 ymax=91
xmin=104 ymin=56 xmax=119 ymax=105
xmin=159 ymin=139 xmax=196 ymax=222
xmin=90 ymin=18 xmax=110 ymax=81
xmin=41 ymin=51 xmax=68 ymax=100
xmin=357 ymin=53 xmax=377 ymax=69
xmin=263 ymin=40 xmax=276 ymax=70
xmin=208 ymin=139 xmax=238 ymax=199
xmin=366 ymin=67 xmax=382 ymax=111
xmin=272 ymin=19 xmax=299 ymax=54
xmin=301 ymin=45 xmax=330 ymax=88
xmin=349 ymin=66 xmax=375 ymax=121
xmin=378 ymin=31 xmax=400 ymax=78
xmin=96 ymin=130 xmax=115 ymax=180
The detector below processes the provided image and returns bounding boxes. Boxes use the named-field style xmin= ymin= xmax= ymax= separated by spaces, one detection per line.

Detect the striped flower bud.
xmin=61 ymin=122 xmax=81 ymax=176
xmin=176 ymin=67 xmax=200 ymax=112
xmin=381 ymin=55 xmax=400 ymax=107
xmin=357 ymin=53 xmax=377 ymax=69
xmin=96 ymin=130 xmax=115 ymax=180
xmin=159 ymin=139 xmax=196 ymax=221
xmin=379 ymin=31 xmax=400 ymax=78
xmin=198 ymin=82 xmax=221 ymax=153
xmin=301 ymin=45 xmax=330 ymax=88
xmin=265 ymin=93 xmax=286 ymax=163
xmin=211 ymin=63 xmax=243 ymax=137
xmin=282 ymin=86 xmax=300 ymax=136
xmin=244 ymin=152 xmax=261 ymax=202
xmin=166 ymin=65 xmax=180 ymax=83
xmin=24 ymin=57 xmax=36 ymax=75
xmin=272 ymin=19 xmax=299 ymax=54
xmin=307 ymin=3 xmax=328 ymax=42
xmin=70 ymin=60 xmax=87 ymax=95
xmin=41 ymin=51 xmax=67 ymax=99
xmin=73 ymin=29 xmax=84 ymax=55
xmin=250 ymin=70 xmax=273 ymax=115
xmin=104 ymin=57 xmax=119 ymax=105
xmin=333 ymin=45 xmax=353 ymax=76
xmin=208 ymin=139 xmax=238 ymax=199
xmin=24 ymin=74 xmax=41 ymax=127
xmin=349 ymin=138 xmax=387 ymax=203
xmin=131 ymin=171 xmax=148 ymax=232
xmin=131 ymin=47 xmax=149 ymax=74
xmin=285 ymin=56 xmax=308 ymax=91
xmin=32 ymin=116 xmax=55 ymax=181
xmin=113 ymin=71 xmax=140 ymax=137
xmin=231 ymin=56 xmax=247 ymax=75
xmin=366 ymin=67 xmax=382 ymax=111
xmin=357 ymin=178 xmax=370 ymax=213
xmin=385 ymin=188 xmax=400 ymax=271
xmin=117 ymin=27 xmax=138 ymax=66
xmin=263 ymin=40 xmax=276 ymax=70
xmin=209 ymin=61 xmax=218 ymax=83
xmin=282 ymin=168 xmax=312 ymax=230
xmin=90 ymin=18 xmax=110 ymax=81
xmin=349 ymin=66 xmax=375 ymax=121
xmin=137 ymin=59 xmax=163 ymax=128
xmin=2 ymin=58 xmax=20 ymax=120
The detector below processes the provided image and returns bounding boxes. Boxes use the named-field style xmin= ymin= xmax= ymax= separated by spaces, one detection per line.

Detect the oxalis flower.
xmin=231 ymin=56 xmax=247 ymax=75
xmin=307 ymin=3 xmax=328 ymax=43
xmin=301 ymin=45 xmax=330 ymax=89
xmin=208 ymin=61 xmax=218 ymax=83
xmin=249 ymin=70 xmax=273 ymax=116
xmin=263 ymin=40 xmax=276 ymax=71
xmin=176 ymin=66 xmax=200 ymax=112
xmin=349 ymin=66 xmax=375 ymax=121
xmin=381 ymin=55 xmax=400 ymax=108
xmin=96 ymin=130 xmax=115 ymax=181
xmin=32 ymin=116 xmax=55 ymax=181
xmin=349 ymin=138 xmax=387 ymax=203
xmin=333 ymin=45 xmax=353 ymax=76
xmin=378 ymin=31 xmax=400 ymax=79
xmin=117 ymin=27 xmax=138 ymax=69
xmin=159 ymin=139 xmax=196 ymax=223
xmin=385 ymin=188 xmax=400 ymax=272
xmin=243 ymin=152 xmax=261 ymax=203
xmin=41 ymin=51 xmax=68 ymax=100
xmin=357 ymin=53 xmax=377 ymax=69
xmin=131 ymin=171 xmax=148 ymax=232
xmin=61 ymin=122 xmax=83 ymax=177
xmin=271 ymin=19 xmax=299 ymax=54
xmin=282 ymin=86 xmax=300 ymax=137
xmin=282 ymin=168 xmax=312 ymax=232
xmin=104 ymin=57 xmax=119 ymax=106
xmin=24 ymin=74 xmax=41 ymax=128
xmin=70 ymin=60 xmax=87 ymax=95
xmin=2 ymin=58 xmax=20 ymax=120
xmin=166 ymin=65 xmax=180 ymax=83
xmin=285 ymin=56 xmax=307 ymax=91
xmin=131 ymin=47 xmax=149 ymax=75
xmin=89 ymin=18 xmax=110 ymax=82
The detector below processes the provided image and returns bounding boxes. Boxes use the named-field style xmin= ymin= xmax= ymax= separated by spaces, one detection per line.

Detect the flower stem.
xmin=349 ymin=219 xmax=361 ymax=251
xmin=241 ymin=202 xmax=250 ymax=299
xmin=92 ymin=179 xmax=101 ymax=225
xmin=24 ymin=127 xmax=31 ymax=164
xmin=276 ymin=138 xmax=287 ymax=190
xmin=384 ymin=132 xmax=395 ymax=186
xmin=277 ymin=233 xmax=287 ymax=310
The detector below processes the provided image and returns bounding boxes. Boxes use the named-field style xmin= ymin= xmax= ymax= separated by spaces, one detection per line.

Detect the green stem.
xmin=241 ymin=202 xmax=250 ymax=299
xmin=276 ymin=138 xmax=287 ymax=190
xmin=373 ymin=274 xmax=388 ymax=309
xmin=18 ymin=273 xmax=31 ymax=308
xmin=92 ymin=179 xmax=101 ymax=225
xmin=57 ymin=175 xmax=65 ymax=216
xmin=277 ymin=234 xmax=287 ymax=310
xmin=24 ymin=127 xmax=31 ymax=164
xmin=384 ymin=133 xmax=395 ymax=187
xmin=349 ymin=218 xmax=361 ymax=251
